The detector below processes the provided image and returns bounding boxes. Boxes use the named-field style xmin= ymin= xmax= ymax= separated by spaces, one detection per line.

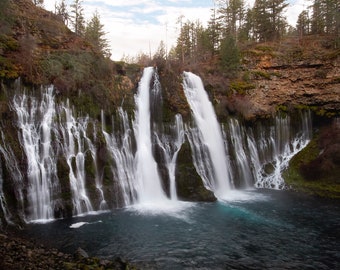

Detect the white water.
xmin=0 ymin=131 xmax=24 ymax=223
xmin=0 ymin=74 xmax=314 ymax=224
xmin=253 ymin=111 xmax=312 ymax=189
xmin=13 ymin=87 xmax=59 ymax=222
xmin=183 ymin=72 xmax=232 ymax=198
xmin=59 ymin=102 xmax=93 ymax=215
xmin=227 ymin=119 xmax=253 ymax=188
xmin=155 ymin=114 xmax=185 ymax=200
xmin=133 ymin=67 xmax=168 ymax=205
xmin=102 ymin=109 xmax=137 ymax=206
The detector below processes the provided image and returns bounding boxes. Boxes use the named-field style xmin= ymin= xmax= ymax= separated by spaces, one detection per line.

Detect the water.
xmin=12 ymin=87 xmax=60 ymax=222
xmin=58 ymin=101 xmax=94 ymax=216
xmin=133 ymin=67 xmax=168 ymax=205
xmin=23 ymin=190 xmax=340 ymax=270
xmin=102 ymin=108 xmax=137 ymax=207
xmin=155 ymin=114 xmax=185 ymax=200
xmin=183 ymin=72 xmax=232 ymax=198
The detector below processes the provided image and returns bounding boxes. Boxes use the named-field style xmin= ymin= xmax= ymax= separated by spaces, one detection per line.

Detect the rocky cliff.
xmin=0 ymin=0 xmax=339 ymax=229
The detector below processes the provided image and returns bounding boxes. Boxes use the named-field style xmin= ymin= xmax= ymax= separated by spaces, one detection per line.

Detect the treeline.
xmin=297 ymin=0 xmax=340 ymax=36
xmin=32 ymin=0 xmax=110 ymax=57
xmin=165 ymin=0 xmax=340 ymax=72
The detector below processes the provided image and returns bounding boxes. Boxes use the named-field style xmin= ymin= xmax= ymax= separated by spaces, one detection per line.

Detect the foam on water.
xmin=70 ymin=222 xmax=89 ymax=228
xmin=219 ymin=189 xmax=271 ymax=202
xmin=126 ymin=201 xmax=195 ymax=220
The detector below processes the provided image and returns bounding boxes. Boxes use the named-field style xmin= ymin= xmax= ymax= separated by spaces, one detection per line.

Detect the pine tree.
xmin=296 ymin=10 xmax=310 ymax=36
xmin=33 ymin=0 xmax=44 ymax=6
xmin=253 ymin=0 xmax=288 ymax=41
xmin=207 ymin=6 xmax=222 ymax=53
xmin=238 ymin=8 xmax=255 ymax=42
xmin=85 ymin=10 xmax=110 ymax=57
xmin=311 ymin=0 xmax=339 ymax=35
xmin=70 ymin=0 xmax=85 ymax=36
xmin=55 ymin=0 xmax=69 ymax=26
xmin=219 ymin=36 xmax=240 ymax=76
xmin=217 ymin=0 xmax=245 ymax=40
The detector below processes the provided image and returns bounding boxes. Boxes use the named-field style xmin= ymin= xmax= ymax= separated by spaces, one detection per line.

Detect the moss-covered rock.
xmin=175 ymin=141 xmax=216 ymax=202
xmin=283 ymin=120 xmax=340 ymax=198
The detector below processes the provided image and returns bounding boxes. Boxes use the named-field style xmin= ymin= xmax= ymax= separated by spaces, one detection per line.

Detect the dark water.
xmin=24 ymin=190 xmax=340 ymax=269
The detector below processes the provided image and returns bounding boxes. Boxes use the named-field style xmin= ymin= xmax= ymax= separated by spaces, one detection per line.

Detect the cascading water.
xmin=252 ymin=111 xmax=312 ymax=189
xmin=58 ymin=102 xmax=93 ymax=215
xmin=102 ymin=108 xmax=137 ymax=206
xmin=226 ymin=118 xmax=253 ymax=188
xmin=0 ymin=72 xmax=315 ymax=225
xmin=183 ymin=72 xmax=313 ymax=197
xmin=155 ymin=114 xmax=185 ymax=200
xmin=0 ymin=161 xmax=10 ymax=225
xmin=183 ymin=72 xmax=232 ymax=199
xmin=84 ymin=124 xmax=107 ymax=210
xmin=0 ymin=130 xmax=24 ymax=223
xmin=133 ymin=67 xmax=168 ymax=204
xmin=13 ymin=87 xmax=59 ymax=222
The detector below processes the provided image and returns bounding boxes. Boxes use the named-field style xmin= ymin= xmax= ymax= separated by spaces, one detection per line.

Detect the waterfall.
xmin=102 ymin=109 xmax=137 ymax=206
xmin=252 ymin=111 xmax=312 ymax=189
xmin=84 ymin=123 xmax=107 ymax=211
xmin=13 ymin=87 xmax=59 ymax=222
xmin=155 ymin=114 xmax=185 ymax=200
xmin=183 ymin=72 xmax=232 ymax=199
xmin=0 ymin=73 xmax=316 ymax=225
xmin=226 ymin=119 xmax=253 ymax=188
xmin=0 ymin=161 xmax=11 ymax=224
xmin=0 ymin=131 xmax=24 ymax=223
xmin=58 ymin=102 xmax=93 ymax=215
xmin=133 ymin=67 xmax=168 ymax=204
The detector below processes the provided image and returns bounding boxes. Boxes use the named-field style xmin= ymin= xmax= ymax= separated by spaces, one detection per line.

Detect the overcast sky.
xmin=43 ymin=0 xmax=308 ymax=61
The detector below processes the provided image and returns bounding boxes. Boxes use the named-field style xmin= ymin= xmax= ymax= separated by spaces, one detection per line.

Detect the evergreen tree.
xmin=311 ymin=0 xmax=339 ymax=35
xmin=238 ymin=8 xmax=255 ymax=42
xmin=253 ymin=0 xmax=271 ymax=41
xmin=207 ymin=6 xmax=222 ymax=53
xmin=219 ymin=35 xmax=240 ymax=76
xmin=55 ymin=0 xmax=69 ymax=26
xmin=217 ymin=0 xmax=245 ymax=40
xmin=253 ymin=0 xmax=288 ymax=41
xmin=85 ymin=10 xmax=110 ymax=57
xmin=70 ymin=0 xmax=85 ymax=36
xmin=175 ymin=18 xmax=194 ymax=64
xmin=33 ymin=0 xmax=44 ymax=6
xmin=296 ymin=10 xmax=310 ymax=36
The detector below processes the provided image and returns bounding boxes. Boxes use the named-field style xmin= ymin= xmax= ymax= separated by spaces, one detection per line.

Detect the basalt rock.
xmin=175 ymin=141 xmax=216 ymax=202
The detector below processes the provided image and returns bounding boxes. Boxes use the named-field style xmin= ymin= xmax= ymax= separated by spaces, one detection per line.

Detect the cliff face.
xmin=244 ymin=38 xmax=340 ymax=118
xmin=197 ymin=38 xmax=340 ymax=121
xmin=0 ymin=0 xmax=339 ymax=229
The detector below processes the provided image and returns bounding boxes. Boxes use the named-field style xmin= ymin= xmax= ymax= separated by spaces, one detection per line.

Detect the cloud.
xmin=43 ymin=0 xmax=305 ymax=61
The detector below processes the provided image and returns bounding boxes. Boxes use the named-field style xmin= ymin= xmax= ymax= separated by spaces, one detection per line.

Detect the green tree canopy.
xmin=70 ymin=0 xmax=85 ymax=36
xmin=85 ymin=10 xmax=111 ymax=57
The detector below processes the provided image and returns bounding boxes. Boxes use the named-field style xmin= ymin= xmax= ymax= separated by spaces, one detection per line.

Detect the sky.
xmin=43 ymin=0 xmax=308 ymax=61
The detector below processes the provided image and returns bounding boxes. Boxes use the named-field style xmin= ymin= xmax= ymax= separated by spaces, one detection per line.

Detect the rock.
xmin=75 ymin=247 xmax=89 ymax=259
xmin=176 ymin=142 xmax=217 ymax=202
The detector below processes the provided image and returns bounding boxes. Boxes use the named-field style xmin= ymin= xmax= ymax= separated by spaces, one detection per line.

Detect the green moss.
xmin=252 ymin=70 xmax=271 ymax=80
xmin=230 ymin=80 xmax=256 ymax=95
xmin=283 ymin=137 xmax=340 ymax=199
xmin=276 ymin=105 xmax=288 ymax=113
xmin=255 ymin=45 xmax=274 ymax=52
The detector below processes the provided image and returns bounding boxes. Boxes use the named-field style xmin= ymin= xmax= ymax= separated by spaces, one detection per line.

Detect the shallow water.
xmin=24 ymin=190 xmax=340 ymax=269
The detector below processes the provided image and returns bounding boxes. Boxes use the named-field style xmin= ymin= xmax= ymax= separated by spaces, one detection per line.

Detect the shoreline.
xmin=0 ymin=229 xmax=136 ymax=270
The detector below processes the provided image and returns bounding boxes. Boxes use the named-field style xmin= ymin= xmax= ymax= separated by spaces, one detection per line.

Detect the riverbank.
xmin=0 ymin=231 xmax=136 ymax=270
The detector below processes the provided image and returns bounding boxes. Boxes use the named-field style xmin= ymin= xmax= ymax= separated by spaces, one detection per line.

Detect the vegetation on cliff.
xmin=284 ymin=119 xmax=340 ymax=198
xmin=0 ymin=0 xmax=339 ymax=202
